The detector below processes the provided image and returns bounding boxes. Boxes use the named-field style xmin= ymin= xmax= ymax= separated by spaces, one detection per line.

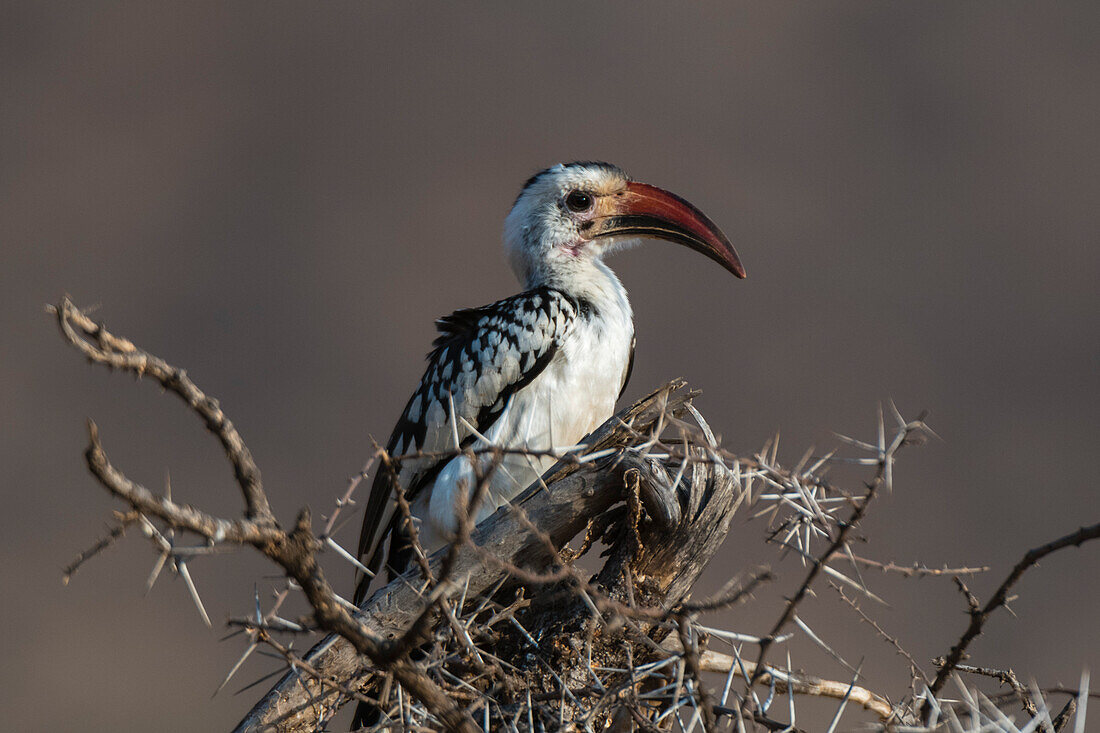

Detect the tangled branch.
xmin=54 ymin=297 xmax=478 ymax=732
xmin=53 ymin=296 xmax=1094 ymax=733
xmin=923 ymin=522 xmax=1100 ymax=719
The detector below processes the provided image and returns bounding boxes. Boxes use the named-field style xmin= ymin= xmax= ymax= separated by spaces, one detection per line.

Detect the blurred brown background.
xmin=3 ymin=3 xmax=1098 ymax=730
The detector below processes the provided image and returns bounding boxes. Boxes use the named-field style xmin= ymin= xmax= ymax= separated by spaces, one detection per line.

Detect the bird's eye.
xmin=564 ymin=190 xmax=594 ymax=213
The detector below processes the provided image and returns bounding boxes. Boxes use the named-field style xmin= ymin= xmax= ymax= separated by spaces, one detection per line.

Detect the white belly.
xmin=419 ymin=308 xmax=634 ymax=548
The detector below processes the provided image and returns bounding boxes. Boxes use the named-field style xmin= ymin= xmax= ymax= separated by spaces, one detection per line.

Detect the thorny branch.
xmin=948 ymin=662 xmax=1043 ymax=722
xmin=845 ymin=554 xmax=991 ymax=578
xmin=53 ymin=297 xmax=1094 ymax=733
xmin=55 ymin=298 xmax=479 ymax=733
xmin=747 ymin=409 xmax=929 ymax=691
xmin=923 ymin=521 xmax=1100 ymax=718
xmin=659 ymin=638 xmax=895 ymax=720
xmin=54 ymin=298 xmax=275 ymax=524
xmin=62 ymin=510 xmax=139 ymax=584
xmin=829 ymin=580 xmax=926 ymax=683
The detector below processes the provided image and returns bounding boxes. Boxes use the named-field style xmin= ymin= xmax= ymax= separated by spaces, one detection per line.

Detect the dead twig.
xmin=662 ymin=637 xmax=896 ymax=721
xmin=62 ymin=510 xmax=139 ymax=584
xmin=57 ymin=298 xmax=479 ymax=733
xmin=54 ymin=297 xmax=1092 ymax=733
xmin=845 ymin=554 xmax=990 ymax=578
xmin=923 ymin=522 xmax=1100 ymax=719
xmin=748 ymin=410 xmax=928 ymax=692
xmin=54 ymin=297 xmax=275 ymax=524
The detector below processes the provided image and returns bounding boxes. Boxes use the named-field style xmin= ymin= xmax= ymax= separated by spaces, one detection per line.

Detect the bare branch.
xmin=829 ymin=580 xmax=927 ymax=684
xmin=749 ymin=413 xmax=927 ymax=690
xmin=84 ymin=421 xmax=281 ymax=545
xmin=54 ymin=297 xmax=275 ymax=523
xmin=62 ymin=510 xmax=139 ymax=584
xmin=845 ymin=554 xmax=991 ymax=577
xmin=662 ymin=638 xmax=896 ymax=721
xmin=57 ymin=299 xmax=479 ymax=732
xmin=948 ymin=662 xmax=1043 ymax=723
xmin=53 ymin=297 xmax=1093 ymax=733
xmin=924 ymin=522 xmax=1100 ymax=715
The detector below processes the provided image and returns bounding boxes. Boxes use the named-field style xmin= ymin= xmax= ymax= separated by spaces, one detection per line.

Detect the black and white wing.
xmin=355 ymin=287 xmax=578 ymax=597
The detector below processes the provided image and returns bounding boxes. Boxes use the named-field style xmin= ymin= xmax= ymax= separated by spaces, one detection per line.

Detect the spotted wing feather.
xmin=355 ymin=287 xmax=577 ymax=599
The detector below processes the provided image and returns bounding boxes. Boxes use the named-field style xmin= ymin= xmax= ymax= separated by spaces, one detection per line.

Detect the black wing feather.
xmin=354 ymin=287 xmax=576 ymax=600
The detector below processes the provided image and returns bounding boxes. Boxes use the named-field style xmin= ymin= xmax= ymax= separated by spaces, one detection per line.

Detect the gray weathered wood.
xmin=495 ymin=437 xmax=744 ymax=722
xmin=234 ymin=381 xmax=710 ymax=732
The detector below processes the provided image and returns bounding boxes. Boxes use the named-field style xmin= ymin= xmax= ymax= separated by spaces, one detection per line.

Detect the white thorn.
xmin=177 ymin=559 xmax=211 ymax=627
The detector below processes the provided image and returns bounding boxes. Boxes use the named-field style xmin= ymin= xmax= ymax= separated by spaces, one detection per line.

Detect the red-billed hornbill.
xmin=355 ymin=161 xmax=744 ymax=600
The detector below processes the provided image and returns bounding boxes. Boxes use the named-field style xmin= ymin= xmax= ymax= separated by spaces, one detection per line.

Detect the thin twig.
xmin=62 ymin=510 xmax=139 ymax=583
xmin=829 ymin=581 xmax=927 ymax=683
xmin=845 ymin=554 xmax=990 ymax=577
xmin=924 ymin=522 xmax=1100 ymax=717
xmin=55 ymin=298 xmax=275 ymax=524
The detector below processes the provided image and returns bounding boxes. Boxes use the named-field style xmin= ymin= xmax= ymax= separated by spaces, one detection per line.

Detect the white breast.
xmin=420 ymin=266 xmax=634 ymax=548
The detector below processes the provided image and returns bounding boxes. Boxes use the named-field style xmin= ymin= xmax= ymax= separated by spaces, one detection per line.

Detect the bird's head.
xmin=504 ymin=161 xmax=745 ymax=288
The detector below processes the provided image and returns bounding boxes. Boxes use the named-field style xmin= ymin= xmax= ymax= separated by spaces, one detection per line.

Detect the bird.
xmin=354 ymin=161 xmax=744 ymax=602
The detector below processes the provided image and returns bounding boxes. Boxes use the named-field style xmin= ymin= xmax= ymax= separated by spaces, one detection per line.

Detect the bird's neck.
xmin=529 ymin=259 xmax=633 ymax=324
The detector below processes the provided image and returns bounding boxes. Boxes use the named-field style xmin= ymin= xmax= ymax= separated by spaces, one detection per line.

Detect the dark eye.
xmin=564 ymin=190 xmax=593 ymax=212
